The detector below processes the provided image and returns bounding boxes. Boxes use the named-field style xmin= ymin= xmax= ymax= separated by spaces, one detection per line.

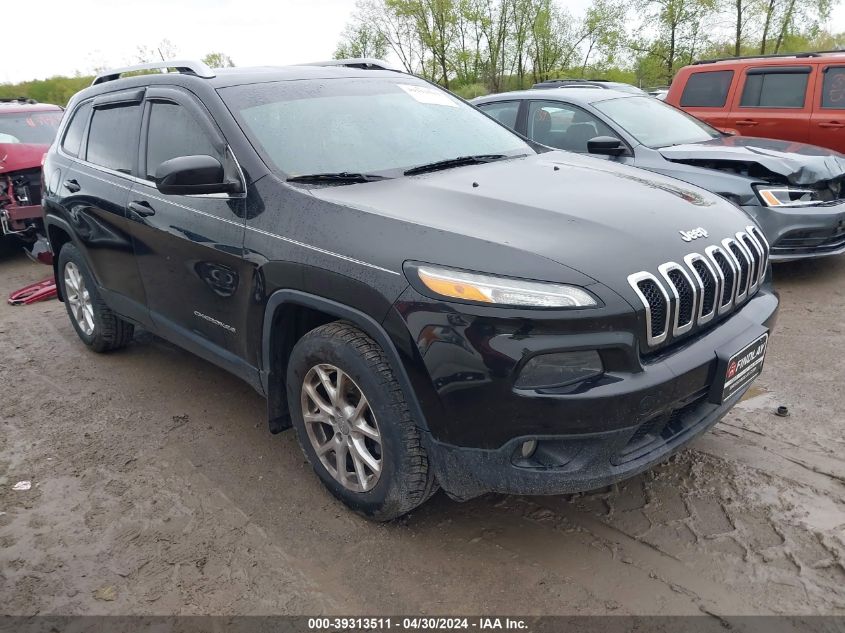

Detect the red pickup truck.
xmin=666 ymin=51 xmax=845 ymax=154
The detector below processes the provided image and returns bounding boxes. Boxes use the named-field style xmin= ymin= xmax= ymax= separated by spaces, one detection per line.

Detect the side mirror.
xmin=587 ymin=136 xmax=627 ymax=156
xmin=155 ymin=155 xmax=240 ymax=196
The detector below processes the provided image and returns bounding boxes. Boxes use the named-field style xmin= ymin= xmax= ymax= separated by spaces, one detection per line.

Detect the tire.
xmin=287 ymin=321 xmax=438 ymax=521
xmin=57 ymin=243 xmax=134 ymax=353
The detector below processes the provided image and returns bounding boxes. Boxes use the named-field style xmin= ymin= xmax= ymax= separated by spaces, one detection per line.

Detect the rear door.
xmin=127 ymin=87 xmax=252 ymax=363
xmin=727 ymin=65 xmax=814 ymax=142
xmin=59 ymin=92 xmax=151 ymax=325
xmin=810 ymin=64 xmax=845 ymax=153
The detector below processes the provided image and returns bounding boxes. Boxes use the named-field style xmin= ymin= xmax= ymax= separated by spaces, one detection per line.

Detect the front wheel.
xmin=57 ymin=243 xmax=134 ymax=352
xmin=287 ymin=322 xmax=437 ymax=521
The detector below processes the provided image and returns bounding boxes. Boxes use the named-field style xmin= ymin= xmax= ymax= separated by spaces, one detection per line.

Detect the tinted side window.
xmin=145 ymin=102 xmax=220 ymax=180
xmin=680 ymin=71 xmax=734 ymax=107
xmin=822 ymin=66 xmax=845 ymax=109
xmin=526 ymin=101 xmax=618 ymax=153
xmin=741 ymin=71 xmax=809 ymax=108
xmin=61 ymin=102 xmax=92 ymax=157
xmin=86 ymin=104 xmax=141 ymax=173
xmin=478 ymin=101 xmax=520 ymax=130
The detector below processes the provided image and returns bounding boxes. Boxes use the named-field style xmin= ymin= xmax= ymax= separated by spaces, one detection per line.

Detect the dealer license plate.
xmin=713 ymin=333 xmax=769 ymax=403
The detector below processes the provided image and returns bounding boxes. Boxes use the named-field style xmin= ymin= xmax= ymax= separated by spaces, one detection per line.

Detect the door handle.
xmin=819 ymin=121 xmax=845 ymax=128
xmin=735 ymin=119 xmax=758 ymax=126
xmin=63 ymin=179 xmax=81 ymax=193
xmin=128 ymin=200 xmax=156 ymax=218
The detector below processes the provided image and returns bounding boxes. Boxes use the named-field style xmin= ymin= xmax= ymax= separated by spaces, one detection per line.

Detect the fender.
xmin=260 ymin=289 xmax=431 ymax=435
xmin=43 ymin=215 xmax=92 ymax=301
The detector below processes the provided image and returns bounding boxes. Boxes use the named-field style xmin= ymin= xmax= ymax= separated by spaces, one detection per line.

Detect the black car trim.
xmin=745 ymin=65 xmax=813 ymax=75
xmin=260 ymin=289 xmax=429 ymax=432
xmin=92 ymin=88 xmax=146 ymax=107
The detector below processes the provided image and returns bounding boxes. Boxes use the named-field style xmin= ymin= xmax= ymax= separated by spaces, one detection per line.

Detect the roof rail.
xmin=298 ymin=58 xmax=402 ymax=72
xmin=693 ymin=49 xmax=845 ymax=65
xmin=92 ymin=60 xmax=216 ymax=85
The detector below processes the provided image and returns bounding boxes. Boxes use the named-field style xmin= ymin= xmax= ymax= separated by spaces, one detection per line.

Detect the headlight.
xmin=756 ymin=186 xmax=822 ymax=208
xmin=414 ymin=265 xmax=598 ymax=308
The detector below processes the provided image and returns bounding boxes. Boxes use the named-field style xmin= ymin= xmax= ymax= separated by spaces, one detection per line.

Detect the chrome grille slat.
xmin=630 ymin=232 xmax=768 ymax=351
xmin=746 ymin=225 xmax=769 ymax=284
xmin=684 ymin=253 xmax=718 ymax=325
xmin=723 ymin=238 xmax=750 ymax=304
xmin=705 ymin=245 xmax=736 ymax=314
xmin=738 ymin=231 xmax=763 ymax=293
xmin=628 ymin=272 xmax=670 ymax=347
xmin=658 ymin=262 xmax=696 ymax=336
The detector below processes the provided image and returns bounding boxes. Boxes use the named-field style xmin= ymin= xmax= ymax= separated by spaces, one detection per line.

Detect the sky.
xmin=4 ymin=0 xmax=845 ymax=84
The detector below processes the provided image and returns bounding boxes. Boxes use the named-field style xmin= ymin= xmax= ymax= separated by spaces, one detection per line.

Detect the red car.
xmin=0 ymin=99 xmax=63 ymax=243
xmin=666 ymin=50 xmax=845 ymax=154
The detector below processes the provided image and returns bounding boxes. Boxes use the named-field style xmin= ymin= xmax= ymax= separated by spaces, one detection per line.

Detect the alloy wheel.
xmin=64 ymin=262 xmax=95 ymax=336
xmin=301 ymin=364 xmax=383 ymax=493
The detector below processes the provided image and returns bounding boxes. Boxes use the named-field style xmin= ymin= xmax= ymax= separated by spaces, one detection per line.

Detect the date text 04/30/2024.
xmin=307 ymin=617 xmax=529 ymax=630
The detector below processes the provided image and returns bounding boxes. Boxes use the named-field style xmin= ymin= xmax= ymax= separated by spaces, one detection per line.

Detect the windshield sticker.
xmin=398 ymin=84 xmax=458 ymax=107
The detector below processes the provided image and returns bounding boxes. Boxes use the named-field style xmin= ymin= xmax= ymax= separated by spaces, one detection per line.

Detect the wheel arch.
xmin=261 ymin=289 xmax=430 ymax=436
xmin=45 ymin=218 xmax=79 ymax=302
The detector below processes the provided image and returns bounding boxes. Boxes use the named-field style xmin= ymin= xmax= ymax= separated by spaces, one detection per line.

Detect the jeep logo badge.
xmin=680 ymin=227 xmax=708 ymax=242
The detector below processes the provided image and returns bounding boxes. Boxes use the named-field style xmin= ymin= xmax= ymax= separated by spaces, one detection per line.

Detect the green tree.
xmin=334 ymin=20 xmax=389 ymax=59
xmin=202 ymin=52 xmax=236 ymax=68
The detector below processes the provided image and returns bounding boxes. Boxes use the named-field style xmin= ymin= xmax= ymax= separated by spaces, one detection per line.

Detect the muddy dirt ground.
xmin=0 ymin=238 xmax=843 ymax=617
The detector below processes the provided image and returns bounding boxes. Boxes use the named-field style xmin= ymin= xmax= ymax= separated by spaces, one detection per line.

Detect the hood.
xmin=658 ymin=136 xmax=845 ymax=186
xmin=311 ymin=151 xmax=755 ymax=290
xmin=0 ymin=143 xmax=49 ymax=175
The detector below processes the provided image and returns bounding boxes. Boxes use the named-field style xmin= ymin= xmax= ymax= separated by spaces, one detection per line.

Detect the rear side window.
xmin=61 ymin=102 xmax=92 ymax=157
xmin=145 ymin=102 xmax=220 ymax=180
xmin=478 ymin=101 xmax=520 ymax=130
xmin=86 ymin=104 xmax=141 ymax=173
xmin=680 ymin=71 xmax=734 ymax=107
xmin=741 ymin=70 xmax=809 ymax=108
xmin=822 ymin=67 xmax=845 ymax=109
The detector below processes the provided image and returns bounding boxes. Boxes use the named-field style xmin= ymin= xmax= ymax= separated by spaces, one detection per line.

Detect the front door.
xmin=127 ymin=88 xmax=253 ymax=365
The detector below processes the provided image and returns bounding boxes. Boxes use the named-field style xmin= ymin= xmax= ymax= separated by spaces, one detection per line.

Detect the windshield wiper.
xmin=287 ymin=172 xmax=390 ymax=185
xmin=404 ymin=154 xmax=509 ymax=176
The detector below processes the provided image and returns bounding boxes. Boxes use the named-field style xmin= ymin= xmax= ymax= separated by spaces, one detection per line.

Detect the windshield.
xmin=594 ymin=96 xmax=721 ymax=148
xmin=219 ymin=78 xmax=531 ymax=177
xmin=0 ymin=111 xmax=63 ymax=144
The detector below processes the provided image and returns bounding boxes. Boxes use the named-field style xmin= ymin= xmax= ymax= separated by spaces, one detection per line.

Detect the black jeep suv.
xmin=42 ymin=59 xmax=778 ymax=520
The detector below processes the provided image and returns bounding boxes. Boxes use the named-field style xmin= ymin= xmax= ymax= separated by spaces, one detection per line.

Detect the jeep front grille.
xmin=628 ymin=226 xmax=768 ymax=348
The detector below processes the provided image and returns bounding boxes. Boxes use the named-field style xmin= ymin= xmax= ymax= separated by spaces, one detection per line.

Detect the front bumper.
xmin=743 ymin=201 xmax=845 ymax=261
xmin=395 ymin=287 xmax=779 ymax=500
xmin=428 ymin=385 xmax=745 ymax=499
